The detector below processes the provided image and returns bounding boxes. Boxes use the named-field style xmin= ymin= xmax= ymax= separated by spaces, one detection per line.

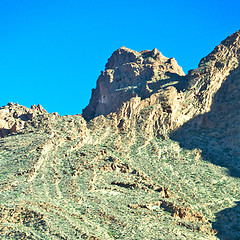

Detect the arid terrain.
xmin=0 ymin=30 xmax=240 ymax=239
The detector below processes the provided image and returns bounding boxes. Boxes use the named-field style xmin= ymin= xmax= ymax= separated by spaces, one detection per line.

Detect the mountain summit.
xmin=82 ymin=47 xmax=185 ymax=120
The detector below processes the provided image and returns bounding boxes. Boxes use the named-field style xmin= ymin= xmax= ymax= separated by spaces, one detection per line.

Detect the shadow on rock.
xmin=170 ymin=110 xmax=240 ymax=178
xmin=170 ymin=65 xmax=240 ymax=178
xmin=170 ymin=64 xmax=240 ymax=236
xmin=212 ymin=201 xmax=240 ymax=240
xmin=148 ymin=72 xmax=188 ymax=93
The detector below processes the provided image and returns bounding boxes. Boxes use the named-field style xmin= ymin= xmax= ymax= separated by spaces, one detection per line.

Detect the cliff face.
xmin=172 ymin=40 xmax=240 ymax=177
xmin=84 ymin=31 xmax=240 ymax=139
xmin=82 ymin=47 xmax=185 ymax=120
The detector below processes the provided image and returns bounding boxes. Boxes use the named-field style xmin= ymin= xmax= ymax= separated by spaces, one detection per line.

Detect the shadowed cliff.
xmin=171 ymin=64 xmax=240 ymax=178
xmin=170 ymin=34 xmax=240 ymax=238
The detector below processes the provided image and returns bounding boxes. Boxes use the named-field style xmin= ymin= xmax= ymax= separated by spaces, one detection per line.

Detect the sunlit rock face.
xmin=82 ymin=46 xmax=185 ymax=121
xmin=0 ymin=103 xmax=47 ymax=137
xmin=83 ymin=30 xmax=240 ymax=144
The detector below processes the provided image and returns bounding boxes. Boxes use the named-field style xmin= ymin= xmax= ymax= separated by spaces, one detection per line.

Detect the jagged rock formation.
xmin=185 ymin=30 xmax=240 ymax=117
xmin=171 ymin=31 xmax=240 ymax=180
xmin=82 ymin=47 xmax=185 ymax=120
xmin=84 ymin=30 xmax=240 ymax=139
xmin=2 ymin=31 xmax=239 ymax=143
xmin=0 ymin=103 xmax=52 ymax=138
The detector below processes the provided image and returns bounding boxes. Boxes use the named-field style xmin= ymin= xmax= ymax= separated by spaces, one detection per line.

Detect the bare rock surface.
xmin=82 ymin=47 xmax=185 ymax=120
xmin=186 ymin=30 xmax=240 ymax=115
xmin=85 ymin=31 xmax=240 ymax=144
xmin=0 ymin=103 xmax=57 ymax=138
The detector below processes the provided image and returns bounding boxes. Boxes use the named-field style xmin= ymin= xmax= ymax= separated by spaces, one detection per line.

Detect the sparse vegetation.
xmin=0 ymin=115 xmax=239 ymax=239
xmin=0 ymin=30 xmax=240 ymax=239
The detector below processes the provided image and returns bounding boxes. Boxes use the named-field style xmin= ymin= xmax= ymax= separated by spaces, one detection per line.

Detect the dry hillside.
xmin=0 ymin=30 xmax=240 ymax=239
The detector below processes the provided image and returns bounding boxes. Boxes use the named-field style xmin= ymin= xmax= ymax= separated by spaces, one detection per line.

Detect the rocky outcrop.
xmin=3 ymin=31 xmax=239 ymax=145
xmin=0 ymin=103 xmax=58 ymax=138
xmin=82 ymin=47 xmax=185 ymax=120
xmin=85 ymin=30 xmax=240 ymax=142
xmin=105 ymin=86 xmax=186 ymax=138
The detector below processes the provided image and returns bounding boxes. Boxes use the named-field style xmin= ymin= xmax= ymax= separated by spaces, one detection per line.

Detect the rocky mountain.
xmin=82 ymin=47 xmax=185 ymax=121
xmin=0 ymin=30 xmax=239 ymax=239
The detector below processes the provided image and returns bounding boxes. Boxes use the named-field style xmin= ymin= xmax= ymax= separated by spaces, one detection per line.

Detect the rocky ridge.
xmin=84 ymin=30 xmax=240 ymax=139
xmin=3 ymin=31 xmax=239 ymax=141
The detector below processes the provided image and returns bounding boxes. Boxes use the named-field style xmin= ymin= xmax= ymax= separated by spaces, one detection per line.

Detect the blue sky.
xmin=0 ymin=0 xmax=239 ymax=115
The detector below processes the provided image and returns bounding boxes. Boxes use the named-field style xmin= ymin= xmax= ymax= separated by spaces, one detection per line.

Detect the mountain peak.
xmin=221 ymin=30 xmax=240 ymax=47
xmin=83 ymin=47 xmax=185 ymax=120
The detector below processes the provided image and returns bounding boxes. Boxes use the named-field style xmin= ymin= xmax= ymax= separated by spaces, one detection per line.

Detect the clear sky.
xmin=0 ymin=0 xmax=239 ymax=115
